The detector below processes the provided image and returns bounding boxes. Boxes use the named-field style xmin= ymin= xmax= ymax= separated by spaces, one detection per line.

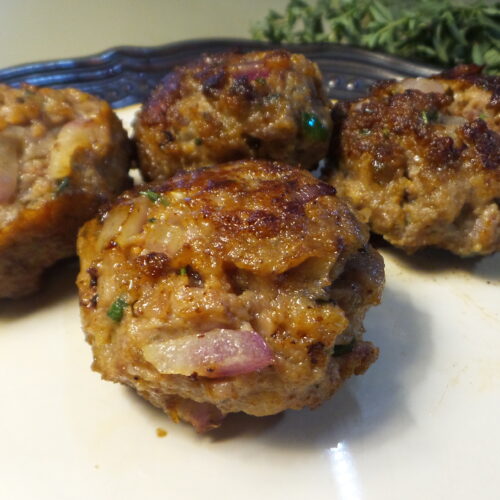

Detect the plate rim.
xmin=0 ymin=38 xmax=442 ymax=108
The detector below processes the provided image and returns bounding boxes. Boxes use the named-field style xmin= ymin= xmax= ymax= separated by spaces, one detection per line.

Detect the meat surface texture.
xmin=77 ymin=160 xmax=384 ymax=432
xmin=0 ymin=84 xmax=132 ymax=298
xmin=134 ymin=50 xmax=333 ymax=181
xmin=329 ymin=65 xmax=500 ymax=256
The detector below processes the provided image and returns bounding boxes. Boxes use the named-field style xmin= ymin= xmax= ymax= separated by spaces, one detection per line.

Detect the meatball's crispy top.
xmin=95 ymin=160 xmax=366 ymax=275
xmin=135 ymin=50 xmax=332 ymax=180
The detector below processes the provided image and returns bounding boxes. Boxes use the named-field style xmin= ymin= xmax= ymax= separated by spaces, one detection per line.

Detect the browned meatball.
xmin=329 ymin=65 xmax=500 ymax=256
xmin=77 ymin=160 xmax=384 ymax=432
xmin=134 ymin=50 xmax=332 ymax=180
xmin=0 ymin=84 xmax=131 ymax=298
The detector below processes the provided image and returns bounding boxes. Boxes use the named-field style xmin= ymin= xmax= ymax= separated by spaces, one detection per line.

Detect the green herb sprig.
xmin=107 ymin=296 xmax=128 ymax=322
xmin=140 ymin=190 xmax=170 ymax=206
xmin=251 ymin=0 xmax=500 ymax=74
xmin=301 ymin=111 xmax=329 ymax=141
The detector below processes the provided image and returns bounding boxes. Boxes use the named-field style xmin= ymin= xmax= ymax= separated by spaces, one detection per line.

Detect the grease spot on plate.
xmin=156 ymin=427 xmax=167 ymax=438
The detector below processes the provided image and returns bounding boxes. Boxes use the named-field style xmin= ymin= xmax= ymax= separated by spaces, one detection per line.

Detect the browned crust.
xmin=135 ymin=50 xmax=332 ymax=180
xmin=77 ymin=160 xmax=384 ymax=430
xmin=435 ymin=64 xmax=500 ymax=109
xmin=0 ymin=84 xmax=132 ymax=298
xmin=329 ymin=66 xmax=500 ymax=256
xmin=0 ymin=193 xmax=99 ymax=297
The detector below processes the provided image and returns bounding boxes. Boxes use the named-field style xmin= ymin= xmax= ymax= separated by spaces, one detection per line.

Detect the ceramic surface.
xmin=0 ymin=48 xmax=498 ymax=500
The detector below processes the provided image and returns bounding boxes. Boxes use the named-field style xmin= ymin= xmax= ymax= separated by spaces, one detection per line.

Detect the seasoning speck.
xmin=156 ymin=427 xmax=167 ymax=438
xmin=55 ymin=176 xmax=70 ymax=196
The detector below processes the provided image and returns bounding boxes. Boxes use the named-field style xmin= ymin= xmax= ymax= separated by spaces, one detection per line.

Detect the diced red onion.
xmin=295 ymin=182 xmax=336 ymax=204
xmin=0 ymin=169 xmax=17 ymax=204
xmin=172 ymin=399 xmax=225 ymax=433
xmin=233 ymin=62 xmax=270 ymax=82
xmin=48 ymin=120 xmax=99 ymax=179
xmin=143 ymin=328 xmax=274 ymax=378
xmin=0 ymin=138 xmax=19 ymax=204
xmin=116 ymin=198 xmax=149 ymax=246
xmin=440 ymin=114 xmax=467 ymax=128
xmin=398 ymin=78 xmax=445 ymax=94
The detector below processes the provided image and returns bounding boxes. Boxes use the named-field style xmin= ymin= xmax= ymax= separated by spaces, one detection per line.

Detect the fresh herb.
xmin=359 ymin=128 xmax=372 ymax=135
xmin=251 ymin=0 xmax=500 ymax=74
xmin=107 ymin=296 xmax=127 ymax=322
xmin=255 ymin=77 xmax=267 ymax=85
xmin=421 ymin=109 xmax=438 ymax=124
xmin=148 ymin=217 xmax=157 ymax=223
xmin=194 ymin=137 xmax=203 ymax=145
xmin=140 ymin=190 xmax=169 ymax=206
xmin=55 ymin=177 xmax=70 ymax=195
xmin=333 ymin=339 xmax=356 ymax=356
xmin=479 ymin=112 xmax=488 ymax=120
xmin=301 ymin=111 xmax=329 ymax=141
xmin=178 ymin=267 xmax=188 ymax=276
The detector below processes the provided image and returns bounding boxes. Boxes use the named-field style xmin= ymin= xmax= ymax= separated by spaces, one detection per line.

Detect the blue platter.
xmin=0 ymin=38 xmax=440 ymax=108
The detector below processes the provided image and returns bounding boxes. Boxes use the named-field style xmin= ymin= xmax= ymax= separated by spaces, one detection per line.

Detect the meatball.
xmin=134 ymin=50 xmax=332 ymax=180
xmin=76 ymin=160 xmax=384 ymax=432
xmin=329 ymin=65 xmax=500 ymax=256
xmin=0 ymin=84 xmax=131 ymax=298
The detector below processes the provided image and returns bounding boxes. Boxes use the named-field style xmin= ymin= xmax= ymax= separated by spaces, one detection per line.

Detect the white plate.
xmin=1 ymin=105 xmax=499 ymax=500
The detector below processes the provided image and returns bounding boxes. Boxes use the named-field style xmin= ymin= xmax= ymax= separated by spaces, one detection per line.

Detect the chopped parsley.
xmin=55 ymin=177 xmax=70 ymax=195
xmin=107 ymin=296 xmax=127 ymax=322
xmin=301 ymin=112 xmax=328 ymax=141
xmin=194 ymin=137 xmax=204 ymax=146
xmin=148 ymin=217 xmax=157 ymax=223
xmin=359 ymin=128 xmax=372 ymax=136
xmin=140 ymin=190 xmax=169 ymax=206
xmin=178 ymin=267 xmax=188 ymax=276
xmin=255 ymin=77 xmax=267 ymax=85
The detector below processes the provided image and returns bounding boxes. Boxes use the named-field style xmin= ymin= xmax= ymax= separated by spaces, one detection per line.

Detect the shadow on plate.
xmin=371 ymin=234 xmax=500 ymax=281
xmin=121 ymin=383 xmax=286 ymax=439
xmin=211 ymin=285 xmax=431 ymax=447
xmin=0 ymin=257 xmax=79 ymax=320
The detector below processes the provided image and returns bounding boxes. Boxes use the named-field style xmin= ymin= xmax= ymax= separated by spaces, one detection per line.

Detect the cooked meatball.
xmin=329 ymin=65 xmax=500 ymax=256
xmin=0 ymin=84 xmax=131 ymax=298
xmin=76 ymin=160 xmax=384 ymax=432
xmin=134 ymin=50 xmax=332 ymax=180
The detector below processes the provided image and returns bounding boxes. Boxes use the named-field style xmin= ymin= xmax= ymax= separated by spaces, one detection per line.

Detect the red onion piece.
xmin=143 ymin=328 xmax=274 ymax=378
xmin=233 ymin=62 xmax=270 ymax=82
xmin=171 ymin=399 xmax=225 ymax=433
xmin=0 ymin=138 xmax=19 ymax=204
xmin=0 ymin=169 xmax=17 ymax=204
xmin=398 ymin=78 xmax=445 ymax=94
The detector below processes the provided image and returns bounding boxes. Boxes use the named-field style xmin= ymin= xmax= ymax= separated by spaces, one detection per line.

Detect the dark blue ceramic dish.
xmin=0 ymin=39 xmax=440 ymax=108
